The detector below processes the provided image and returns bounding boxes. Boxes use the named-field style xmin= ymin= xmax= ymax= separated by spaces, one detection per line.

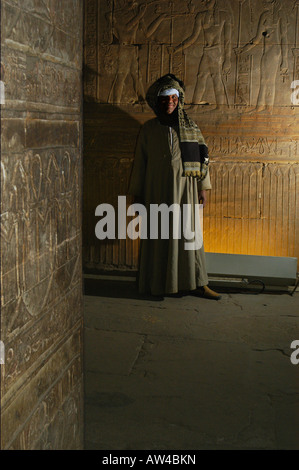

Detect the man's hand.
xmin=198 ymin=190 xmax=207 ymax=208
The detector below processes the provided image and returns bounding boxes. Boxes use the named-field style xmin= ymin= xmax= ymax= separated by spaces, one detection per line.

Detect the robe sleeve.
xmin=198 ymin=166 xmax=212 ymax=191
xmin=127 ymin=125 xmax=147 ymax=199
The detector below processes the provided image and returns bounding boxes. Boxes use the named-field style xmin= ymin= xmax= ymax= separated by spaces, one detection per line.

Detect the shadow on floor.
xmin=83 ymin=277 xmax=291 ymax=301
xmin=83 ymin=278 xmax=162 ymax=301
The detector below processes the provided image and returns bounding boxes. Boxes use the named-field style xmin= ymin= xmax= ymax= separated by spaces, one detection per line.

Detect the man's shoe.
xmin=195 ymin=285 xmax=222 ymax=300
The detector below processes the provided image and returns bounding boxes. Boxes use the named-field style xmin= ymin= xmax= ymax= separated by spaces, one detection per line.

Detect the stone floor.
xmin=83 ymin=278 xmax=299 ymax=450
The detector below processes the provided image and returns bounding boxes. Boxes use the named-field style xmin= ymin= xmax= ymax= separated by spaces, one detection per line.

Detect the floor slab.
xmin=83 ymin=280 xmax=299 ymax=450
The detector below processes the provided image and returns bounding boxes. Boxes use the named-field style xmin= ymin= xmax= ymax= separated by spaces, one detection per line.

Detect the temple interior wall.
xmin=1 ymin=0 xmax=84 ymax=449
xmin=83 ymin=0 xmax=299 ymax=272
xmin=1 ymin=0 xmax=299 ymax=450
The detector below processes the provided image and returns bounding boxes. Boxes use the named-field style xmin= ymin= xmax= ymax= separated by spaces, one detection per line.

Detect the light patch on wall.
xmin=0 ymin=81 xmax=5 ymax=104
xmin=0 ymin=341 xmax=4 ymax=364
xmin=291 ymin=80 xmax=299 ymax=105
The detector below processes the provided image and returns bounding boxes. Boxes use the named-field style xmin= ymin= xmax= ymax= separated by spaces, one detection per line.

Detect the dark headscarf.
xmin=146 ymin=74 xmax=209 ymax=180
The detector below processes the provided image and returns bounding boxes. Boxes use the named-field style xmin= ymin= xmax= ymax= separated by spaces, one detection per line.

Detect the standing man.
xmin=128 ymin=73 xmax=221 ymax=300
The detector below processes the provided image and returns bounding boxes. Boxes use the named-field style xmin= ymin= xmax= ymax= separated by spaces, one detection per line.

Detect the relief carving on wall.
xmin=3 ymin=0 xmax=82 ymax=67
xmin=85 ymin=0 xmax=298 ymax=113
xmin=83 ymin=0 xmax=299 ymax=272
xmin=234 ymin=0 xmax=289 ymax=112
xmin=1 ymin=0 xmax=83 ymax=450
xmin=1 ymin=150 xmax=80 ymax=319
xmin=172 ymin=0 xmax=233 ymax=108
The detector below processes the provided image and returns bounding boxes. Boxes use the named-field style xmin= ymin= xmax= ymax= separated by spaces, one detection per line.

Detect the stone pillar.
xmin=83 ymin=0 xmax=299 ymax=271
xmin=1 ymin=1 xmax=84 ymax=449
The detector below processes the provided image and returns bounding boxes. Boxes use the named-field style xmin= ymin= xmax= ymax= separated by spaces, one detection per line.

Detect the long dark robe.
xmin=128 ymin=118 xmax=212 ymax=296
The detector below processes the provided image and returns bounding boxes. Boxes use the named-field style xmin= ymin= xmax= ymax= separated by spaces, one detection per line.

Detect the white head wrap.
xmin=158 ymin=87 xmax=179 ymax=97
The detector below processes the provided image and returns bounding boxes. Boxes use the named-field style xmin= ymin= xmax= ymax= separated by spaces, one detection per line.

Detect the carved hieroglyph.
xmin=1 ymin=0 xmax=83 ymax=450
xmin=83 ymin=0 xmax=299 ymax=270
xmin=85 ymin=0 xmax=299 ymax=110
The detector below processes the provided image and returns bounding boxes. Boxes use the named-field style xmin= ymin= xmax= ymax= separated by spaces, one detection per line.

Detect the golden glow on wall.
xmin=83 ymin=0 xmax=299 ymax=271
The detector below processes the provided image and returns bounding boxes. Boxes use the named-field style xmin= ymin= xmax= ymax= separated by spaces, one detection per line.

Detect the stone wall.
xmin=1 ymin=0 xmax=84 ymax=449
xmin=83 ymin=0 xmax=299 ymax=272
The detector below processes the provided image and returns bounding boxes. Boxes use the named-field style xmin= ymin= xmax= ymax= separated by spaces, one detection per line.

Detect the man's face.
xmin=158 ymin=94 xmax=179 ymax=115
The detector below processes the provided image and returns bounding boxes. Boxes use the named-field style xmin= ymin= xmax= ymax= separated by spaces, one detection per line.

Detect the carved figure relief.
xmin=173 ymin=0 xmax=233 ymax=107
xmin=3 ymin=0 xmax=81 ymax=67
xmin=89 ymin=0 xmax=299 ymax=110
xmin=1 ymin=141 xmax=81 ymax=348
xmin=83 ymin=0 xmax=299 ymax=275
xmin=2 ymin=47 xmax=80 ymax=107
xmin=107 ymin=1 xmax=147 ymax=103
xmin=235 ymin=0 xmax=289 ymax=111
xmin=1 ymin=0 xmax=83 ymax=450
xmin=106 ymin=0 xmax=170 ymax=103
